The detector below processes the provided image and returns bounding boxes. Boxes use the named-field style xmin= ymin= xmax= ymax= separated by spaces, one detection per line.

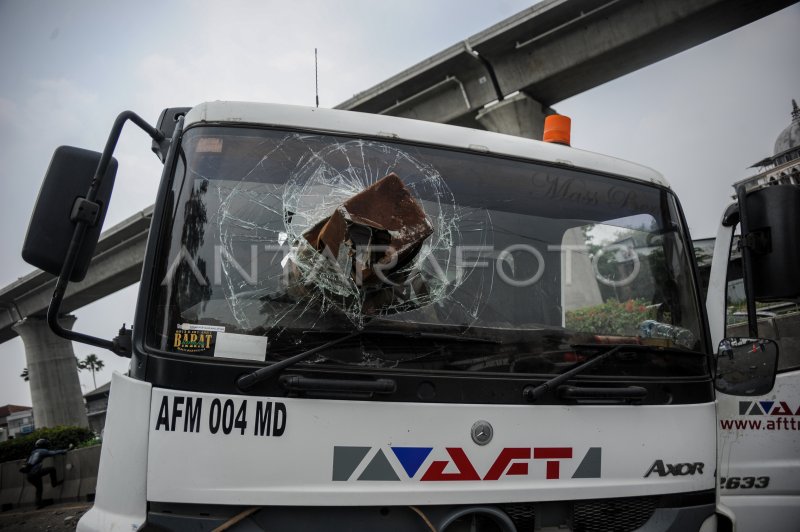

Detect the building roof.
xmin=84 ymin=381 xmax=111 ymax=400
xmin=6 ymin=409 xmax=33 ymax=421
xmin=0 ymin=404 xmax=31 ymax=419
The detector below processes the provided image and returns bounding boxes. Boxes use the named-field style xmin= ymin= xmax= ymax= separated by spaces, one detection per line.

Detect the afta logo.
xmin=738 ymin=400 xmax=799 ymax=416
xmin=332 ymin=446 xmax=602 ymax=482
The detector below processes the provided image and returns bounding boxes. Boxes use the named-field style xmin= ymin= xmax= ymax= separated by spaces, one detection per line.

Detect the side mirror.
xmin=715 ymin=337 xmax=778 ymax=396
xmin=22 ymin=146 xmax=117 ymax=282
xmin=743 ymin=185 xmax=800 ymax=300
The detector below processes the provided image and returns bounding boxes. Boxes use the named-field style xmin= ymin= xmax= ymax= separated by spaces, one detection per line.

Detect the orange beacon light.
xmin=543 ymin=114 xmax=571 ymax=146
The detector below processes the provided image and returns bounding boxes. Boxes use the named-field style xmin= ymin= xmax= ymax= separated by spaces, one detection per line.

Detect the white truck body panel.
xmin=706 ymin=222 xmax=734 ymax=348
xmin=78 ymin=373 xmax=151 ymax=532
xmin=708 ymin=208 xmax=800 ymax=532
xmin=717 ymin=370 xmax=800 ymax=532
xmin=146 ymin=387 xmax=715 ymax=506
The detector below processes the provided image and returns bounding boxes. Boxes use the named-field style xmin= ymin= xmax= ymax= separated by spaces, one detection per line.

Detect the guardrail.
xmin=0 ymin=445 xmax=100 ymax=511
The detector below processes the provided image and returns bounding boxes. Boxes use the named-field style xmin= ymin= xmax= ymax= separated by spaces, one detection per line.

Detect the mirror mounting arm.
xmin=46 ymin=111 xmax=165 ymax=357
xmin=70 ymin=197 xmax=101 ymax=226
xmin=741 ymin=228 xmax=772 ymax=255
xmin=735 ymin=185 xmax=759 ymax=338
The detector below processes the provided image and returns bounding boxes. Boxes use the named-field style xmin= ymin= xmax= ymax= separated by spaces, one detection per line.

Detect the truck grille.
xmin=500 ymin=503 xmax=536 ymax=531
xmin=572 ymin=496 xmax=657 ymax=532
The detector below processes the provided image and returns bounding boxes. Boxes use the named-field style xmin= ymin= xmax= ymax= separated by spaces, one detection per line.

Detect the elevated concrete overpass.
xmin=336 ymin=0 xmax=795 ymax=134
xmin=1 ymin=0 xmax=794 ymax=427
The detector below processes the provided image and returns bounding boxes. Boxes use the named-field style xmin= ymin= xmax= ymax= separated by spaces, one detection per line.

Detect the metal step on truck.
xmin=21 ymin=102 xmax=799 ymax=531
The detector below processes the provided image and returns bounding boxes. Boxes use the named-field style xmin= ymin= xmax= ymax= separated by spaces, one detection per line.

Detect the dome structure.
xmin=740 ymin=97 xmax=800 ymax=193
xmin=773 ymin=99 xmax=800 ymax=156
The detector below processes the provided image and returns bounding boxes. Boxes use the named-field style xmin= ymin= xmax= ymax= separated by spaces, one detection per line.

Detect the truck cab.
xmin=704 ymin=125 xmax=800 ymax=532
xmin=22 ymin=102 xmax=785 ymax=531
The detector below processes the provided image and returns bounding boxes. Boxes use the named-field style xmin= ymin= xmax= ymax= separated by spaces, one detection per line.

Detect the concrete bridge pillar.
xmin=12 ymin=315 xmax=88 ymax=429
xmin=475 ymin=92 xmax=554 ymax=140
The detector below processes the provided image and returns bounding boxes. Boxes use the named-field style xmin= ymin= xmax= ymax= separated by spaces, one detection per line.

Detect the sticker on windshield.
xmin=196 ymin=137 xmax=223 ymax=153
xmin=180 ymin=323 xmax=226 ymax=332
xmin=173 ymin=328 xmax=217 ymax=355
xmin=214 ymin=332 xmax=268 ymax=362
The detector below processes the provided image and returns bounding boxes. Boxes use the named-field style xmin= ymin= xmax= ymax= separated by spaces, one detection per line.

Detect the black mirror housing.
xmin=22 ymin=146 xmax=118 ymax=281
xmin=744 ymin=185 xmax=800 ymax=301
xmin=715 ymin=337 xmax=779 ymax=396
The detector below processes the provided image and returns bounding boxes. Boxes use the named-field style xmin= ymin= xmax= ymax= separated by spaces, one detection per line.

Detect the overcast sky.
xmin=1 ymin=1 xmax=798 ymax=406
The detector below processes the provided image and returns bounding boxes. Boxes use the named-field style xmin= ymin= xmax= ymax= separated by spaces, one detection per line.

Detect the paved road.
xmin=0 ymin=502 xmax=90 ymax=531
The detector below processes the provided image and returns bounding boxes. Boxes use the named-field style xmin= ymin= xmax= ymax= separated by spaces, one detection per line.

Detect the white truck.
xmin=21 ymin=102 xmax=796 ymax=531
xmin=705 ymin=160 xmax=800 ymax=531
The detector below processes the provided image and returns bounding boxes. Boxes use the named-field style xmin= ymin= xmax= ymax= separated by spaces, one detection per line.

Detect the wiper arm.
xmin=524 ymin=344 xmax=625 ymax=402
xmin=523 ymin=342 xmax=705 ymax=402
xmin=237 ymin=331 xmax=360 ymax=390
xmin=237 ymin=320 xmax=516 ymax=392
xmin=236 ymin=328 xmax=500 ymax=391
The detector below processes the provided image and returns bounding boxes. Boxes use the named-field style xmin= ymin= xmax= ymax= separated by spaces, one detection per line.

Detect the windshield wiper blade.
xmin=237 ymin=331 xmax=360 ymax=390
xmin=236 ymin=329 xmax=502 ymax=390
xmin=280 ymin=375 xmax=396 ymax=396
xmin=523 ymin=344 xmax=625 ymax=402
xmin=364 ymin=329 xmax=503 ymax=343
xmin=236 ymin=328 xmax=500 ymax=391
xmin=522 ymin=342 xmax=706 ymax=402
xmin=302 ymin=328 xmax=502 ymax=344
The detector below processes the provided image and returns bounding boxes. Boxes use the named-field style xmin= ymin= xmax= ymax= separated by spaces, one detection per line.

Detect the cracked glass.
xmin=147 ymin=126 xmax=707 ymax=375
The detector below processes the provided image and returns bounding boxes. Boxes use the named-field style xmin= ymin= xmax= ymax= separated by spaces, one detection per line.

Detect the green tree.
xmin=80 ymin=354 xmax=105 ymax=389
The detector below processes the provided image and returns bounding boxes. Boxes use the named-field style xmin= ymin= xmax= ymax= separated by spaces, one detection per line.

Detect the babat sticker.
xmin=173 ymin=324 xmax=224 ymax=354
xmin=173 ymin=329 xmax=216 ymax=354
xmin=172 ymin=329 xmax=217 ymax=355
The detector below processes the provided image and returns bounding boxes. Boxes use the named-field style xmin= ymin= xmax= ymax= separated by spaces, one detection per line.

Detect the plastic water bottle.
xmin=638 ymin=320 xmax=695 ymax=349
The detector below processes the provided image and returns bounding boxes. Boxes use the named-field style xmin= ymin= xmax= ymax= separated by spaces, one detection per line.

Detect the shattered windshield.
xmin=147 ymin=126 xmax=706 ymax=373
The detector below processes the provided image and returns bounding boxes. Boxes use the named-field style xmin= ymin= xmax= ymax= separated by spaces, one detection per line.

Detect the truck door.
xmin=715 ymin=235 xmax=800 ymax=532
